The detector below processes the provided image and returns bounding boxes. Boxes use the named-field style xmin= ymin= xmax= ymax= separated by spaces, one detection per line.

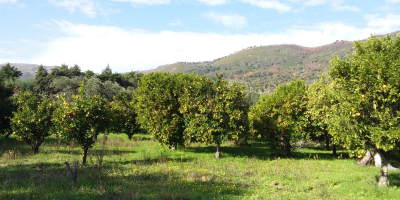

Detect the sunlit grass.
xmin=1 ymin=134 xmax=400 ymax=199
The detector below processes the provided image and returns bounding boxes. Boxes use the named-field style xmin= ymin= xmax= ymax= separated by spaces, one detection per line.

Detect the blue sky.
xmin=1 ymin=0 xmax=400 ymax=73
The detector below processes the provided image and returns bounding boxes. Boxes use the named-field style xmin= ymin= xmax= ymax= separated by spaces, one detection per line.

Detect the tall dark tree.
xmin=0 ymin=82 xmax=14 ymax=136
xmin=33 ymin=65 xmax=50 ymax=96
xmin=0 ymin=63 xmax=21 ymax=136
xmin=99 ymin=64 xmax=113 ymax=82
xmin=0 ymin=63 xmax=22 ymax=82
xmin=84 ymin=70 xmax=96 ymax=79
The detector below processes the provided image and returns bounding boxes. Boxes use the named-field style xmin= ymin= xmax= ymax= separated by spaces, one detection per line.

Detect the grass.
xmin=1 ymin=134 xmax=400 ymax=200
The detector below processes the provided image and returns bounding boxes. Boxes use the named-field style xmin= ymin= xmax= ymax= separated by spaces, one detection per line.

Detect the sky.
xmin=1 ymin=0 xmax=400 ymax=73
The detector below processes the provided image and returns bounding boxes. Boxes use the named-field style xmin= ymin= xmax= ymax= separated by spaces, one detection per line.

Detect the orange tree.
xmin=328 ymin=35 xmax=400 ymax=186
xmin=109 ymin=92 xmax=140 ymax=140
xmin=135 ymin=72 xmax=186 ymax=150
xmin=304 ymin=74 xmax=339 ymax=156
xmin=10 ymin=91 xmax=55 ymax=154
xmin=179 ymin=74 xmax=249 ymax=157
xmin=249 ymin=79 xmax=307 ymax=156
xmin=135 ymin=72 xmax=249 ymax=153
xmin=53 ymin=82 xmax=111 ymax=165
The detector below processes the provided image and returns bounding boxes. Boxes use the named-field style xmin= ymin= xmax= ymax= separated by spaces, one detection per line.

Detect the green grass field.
xmin=1 ymin=134 xmax=400 ymax=200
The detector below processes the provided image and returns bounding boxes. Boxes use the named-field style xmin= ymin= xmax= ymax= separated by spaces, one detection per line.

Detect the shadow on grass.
xmin=184 ymin=143 xmax=349 ymax=161
xmin=373 ymin=172 xmax=400 ymax=187
xmin=50 ymin=149 xmax=137 ymax=156
xmin=388 ymin=173 xmax=400 ymax=187
xmin=113 ymin=157 xmax=194 ymax=166
xmin=0 ymin=161 xmax=246 ymax=200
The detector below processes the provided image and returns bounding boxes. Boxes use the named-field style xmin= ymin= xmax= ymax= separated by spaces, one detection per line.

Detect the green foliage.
xmin=50 ymin=76 xmax=84 ymax=102
xmin=0 ymin=63 xmax=20 ymax=136
xmin=136 ymin=73 xmax=249 ymax=151
xmin=110 ymin=92 xmax=140 ymax=140
xmin=179 ymin=74 xmax=249 ymax=148
xmin=0 ymin=63 xmax=22 ymax=82
xmin=0 ymin=93 xmax=14 ymax=136
xmin=50 ymin=64 xmax=82 ymax=78
xmin=250 ymin=79 xmax=307 ymax=156
xmin=83 ymin=70 xmax=96 ymax=79
xmin=101 ymin=80 xmax=125 ymax=101
xmin=304 ymin=74 xmax=339 ymax=149
xmin=10 ymin=91 xmax=55 ymax=153
xmin=33 ymin=65 xmax=51 ymax=96
xmin=84 ymin=77 xmax=125 ymax=101
xmin=52 ymin=82 xmax=111 ymax=165
xmin=328 ymin=35 xmax=400 ymax=155
xmin=135 ymin=72 xmax=185 ymax=149
xmin=14 ymin=78 xmax=34 ymax=92
xmin=98 ymin=64 xmax=113 ymax=82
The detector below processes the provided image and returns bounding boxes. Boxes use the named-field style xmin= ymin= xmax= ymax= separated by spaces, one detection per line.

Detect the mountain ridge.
xmin=144 ymin=31 xmax=400 ymax=93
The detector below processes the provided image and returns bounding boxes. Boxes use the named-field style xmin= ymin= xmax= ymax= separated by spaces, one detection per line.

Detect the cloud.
xmin=204 ymin=12 xmax=247 ymax=28
xmin=329 ymin=1 xmax=359 ymax=12
xmin=197 ymin=0 xmax=228 ymax=6
xmin=112 ymin=0 xmax=170 ymax=6
xmin=49 ymin=0 xmax=98 ymax=17
xmin=295 ymin=0 xmax=360 ymax=12
xmin=169 ymin=20 xmax=183 ymax=26
xmin=8 ymin=14 xmax=399 ymax=73
xmin=240 ymin=0 xmax=292 ymax=13
xmin=0 ymin=0 xmax=17 ymax=3
xmin=386 ymin=0 xmax=400 ymax=3
xmin=365 ymin=14 xmax=400 ymax=32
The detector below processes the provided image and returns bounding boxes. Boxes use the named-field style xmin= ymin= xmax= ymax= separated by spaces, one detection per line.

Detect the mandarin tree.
xmin=249 ymin=79 xmax=307 ymax=156
xmin=11 ymin=91 xmax=55 ymax=153
xmin=109 ymin=92 xmax=140 ymax=140
xmin=53 ymin=82 xmax=111 ymax=165
xmin=179 ymin=74 xmax=249 ymax=157
xmin=135 ymin=73 xmax=186 ymax=150
xmin=305 ymin=74 xmax=339 ymax=155
xmin=328 ymin=35 xmax=400 ymax=186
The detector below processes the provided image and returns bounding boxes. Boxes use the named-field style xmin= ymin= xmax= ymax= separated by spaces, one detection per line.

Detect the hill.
xmin=0 ymin=63 xmax=56 ymax=79
xmin=145 ymin=41 xmax=354 ymax=93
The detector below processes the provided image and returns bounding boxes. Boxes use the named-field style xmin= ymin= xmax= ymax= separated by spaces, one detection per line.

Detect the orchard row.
xmin=1 ymin=35 xmax=400 ymax=186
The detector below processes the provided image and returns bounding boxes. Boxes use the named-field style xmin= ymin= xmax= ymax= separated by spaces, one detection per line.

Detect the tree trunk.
xmin=357 ymin=149 xmax=376 ymax=166
xmin=280 ymin=136 xmax=291 ymax=157
xmin=82 ymin=148 xmax=89 ymax=165
xmin=5 ymin=131 xmax=11 ymax=138
xmin=215 ymin=145 xmax=220 ymax=159
xmin=170 ymin=142 xmax=177 ymax=150
xmin=64 ymin=161 xmax=78 ymax=187
xmin=325 ymin=134 xmax=330 ymax=150
xmin=332 ymin=144 xmax=337 ymax=157
xmin=378 ymin=150 xmax=389 ymax=187
xmin=128 ymin=133 xmax=133 ymax=140
xmin=32 ymin=145 xmax=39 ymax=154
xmin=31 ymin=140 xmax=42 ymax=154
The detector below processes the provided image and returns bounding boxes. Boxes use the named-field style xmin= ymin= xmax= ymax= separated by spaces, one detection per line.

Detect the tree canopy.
xmin=250 ymin=79 xmax=307 ymax=156
xmin=11 ymin=91 xmax=55 ymax=153
xmin=328 ymin=35 xmax=400 ymax=186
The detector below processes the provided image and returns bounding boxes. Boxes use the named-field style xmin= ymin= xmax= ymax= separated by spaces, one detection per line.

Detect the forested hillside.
xmin=146 ymin=41 xmax=353 ymax=93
